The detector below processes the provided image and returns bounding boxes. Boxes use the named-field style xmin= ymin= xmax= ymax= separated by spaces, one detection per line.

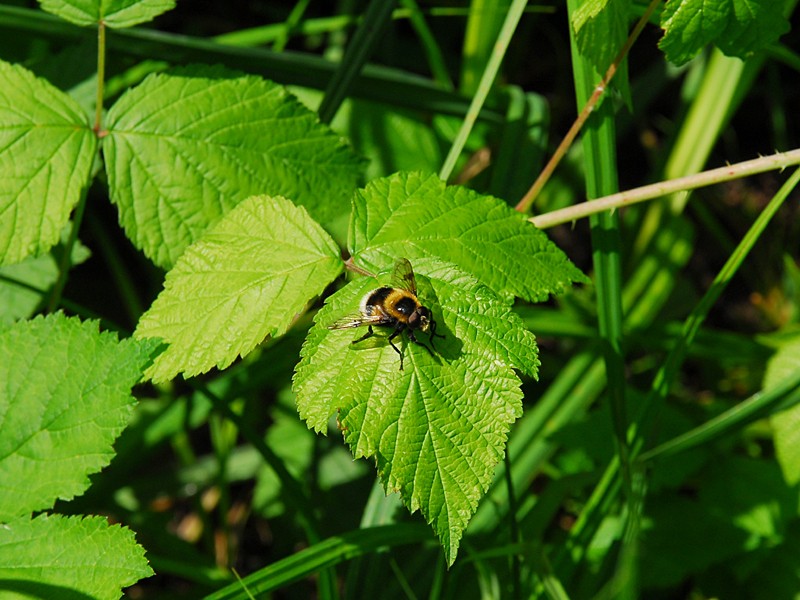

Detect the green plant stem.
xmin=503 ymin=451 xmax=522 ymax=600
xmin=640 ymin=369 xmax=800 ymax=463
xmin=272 ymin=0 xmax=311 ymax=52
xmin=439 ymin=0 xmax=528 ymax=181
xmin=318 ymin=0 xmax=398 ymax=124
xmin=400 ymin=0 xmax=454 ymax=90
xmin=204 ymin=524 xmax=432 ymax=600
xmin=84 ymin=211 xmax=143 ymax=325
xmin=46 ymin=190 xmax=88 ymax=314
xmin=209 ymin=412 xmax=234 ymax=567
xmin=0 ymin=5 xmax=501 ymax=121
xmin=515 ymin=0 xmax=661 ymax=212
xmin=530 ymin=148 xmax=800 ymax=229
xmin=95 ymin=20 xmax=106 ymax=132
xmin=190 ymin=383 xmax=324 ymax=550
xmin=633 ymin=167 xmax=800 ymax=457
xmin=46 ymin=19 xmax=109 ymax=314
xmin=1 ymin=272 xmax=123 ymax=329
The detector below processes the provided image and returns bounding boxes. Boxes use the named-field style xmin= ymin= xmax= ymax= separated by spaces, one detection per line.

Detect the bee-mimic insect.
xmin=328 ymin=258 xmax=444 ymax=370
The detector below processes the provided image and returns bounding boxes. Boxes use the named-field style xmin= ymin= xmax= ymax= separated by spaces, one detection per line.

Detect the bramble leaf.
xmin=104 ymin=66 xmax=363 ymax=268
xmin=0 ymin=60 xmax=96 ymax=266
xmin=0 ymin=514 xmax=152 ymax=598
xmin=135 ymin=194 xmax=343 ymax=383
xmin=294 ymin=258 xmax=538 ymax=564
xmin=659 ymin=0 xmax=789 ymax=66
xmin=0 ymin=313 xmax=160 ymax=521
xmin=38 ymin=0 xmax=176 ymax=28
xmin=349 ymin=172 xmax=588 ymax=302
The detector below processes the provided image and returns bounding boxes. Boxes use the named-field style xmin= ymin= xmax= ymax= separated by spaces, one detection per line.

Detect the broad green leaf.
xmin=0 ymin=313 xmax=160 ymax=521
xmin=766 ymin=336 xmax=800 ymax=485
xmin=294 ymin=258 xmax=538 ymax=563
xmin=135 ymin=194 xmax=343 ymax=383
xmin=349 ymin=172 xmax=588 ymax=302
xmin=0 ymin=233 xmax=91 ymax=324
xmin=289 ymin=88 xmax=443 ymax=181
xmin=571 ymin=0 xmax=632 ymax=74
xmin=38 ymin=0 xmax=175 ymax=28
xmin=659 ymin=0 xmax=789 ymax=66
xmin=0 ymin=256 xmax=57 ymax=324
xmin=0 ymin=514 xmax=152 ymax=598
xmin=104 ymin=67 xmax=363 ymax=268
xmin=0 ymin=60 xmax=96 ymax=266
xmin=338 ymin=100 xmax=443 ymax=181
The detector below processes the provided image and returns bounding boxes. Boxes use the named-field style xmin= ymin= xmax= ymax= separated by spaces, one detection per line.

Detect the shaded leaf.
xmin=659 ymin=0 xmax=789 ymax=66
xmin=571 ymin=0 xmax=632 ymax=74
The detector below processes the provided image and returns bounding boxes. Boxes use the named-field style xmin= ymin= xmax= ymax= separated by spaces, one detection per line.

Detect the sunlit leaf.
xmin=0 ymin=60 xmax=96 ymax=266
xmin=38 ymin=0 xmax=176 ymax=28
xmin=349 ymin=172 xmax=588 ymax=303
xmin=0 ymin=313 xmax=160 ymax=520
xmin=294 ymin=258 xmax=537 ymax=563
xmin=105 ymin=66 xmax=363 ymax=268
xmin=136 ymin=194 xmax=343 ymax=382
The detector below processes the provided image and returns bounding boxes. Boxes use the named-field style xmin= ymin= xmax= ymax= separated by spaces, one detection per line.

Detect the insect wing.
xmin=327 ymin=312 xmax=387 ymax=330
xmin=392 ymin=258 xmax=418 ymax=296
xmin=328 ymin=295 xmax=393 ymax=330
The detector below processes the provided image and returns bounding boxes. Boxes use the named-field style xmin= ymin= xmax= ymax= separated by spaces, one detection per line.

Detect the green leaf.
xmin=0 ymin=232 xmax=91 ymax=324
xmin=291 ymin=87 xmax=443 ymax=180
xmin=104 ymin=66 xmax=363 ymax=268
xmin=0 ymin=313 xmax=160 ymax=521
xmin=338 ymin=100 xmax=443 ymax=181
xmin=0 ymin=514 xmax=152 ymax=598
xmin=571 ymin=0 xmax=632 ymax=73
xmin=0 ymin=60 xmax=96 ymax=266
xmin=659 ymin=0 xmax=790 ymax=66
xmin=135 ymin=194 xmax=343 ymax=383
xmin=0 ymin=256 xmax=57 ymax=324
xmin=38 ymin=0 xmax=176 ymax=28
xmin=294 ymin=258 xmax=538 ymax=564
xmin=349 ymin=172 xmax=588 ymax=302
xmin=766 ymin=336 xmax=800 ymax=485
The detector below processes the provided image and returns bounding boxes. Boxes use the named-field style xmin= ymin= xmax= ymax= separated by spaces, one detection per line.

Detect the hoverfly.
xmin=329 ymin=258 xmax=444 ymax=370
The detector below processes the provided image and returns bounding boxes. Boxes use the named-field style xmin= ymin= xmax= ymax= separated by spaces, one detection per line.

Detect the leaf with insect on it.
xmin=348 ymin=172 xmax=589 ymax=303
xmin=293 ymin=257 xmax=538 ymax=564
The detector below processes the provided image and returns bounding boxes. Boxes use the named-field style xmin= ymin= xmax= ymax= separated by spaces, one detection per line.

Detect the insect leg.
xmin=388 ymin=324 xmax=406 ymax=370
xmin=352 ymin=325 xmax=375 ymax=345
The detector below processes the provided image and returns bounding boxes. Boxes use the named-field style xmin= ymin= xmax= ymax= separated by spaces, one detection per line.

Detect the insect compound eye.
xmin=416 ymin=308 xmax=431 ymax=331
